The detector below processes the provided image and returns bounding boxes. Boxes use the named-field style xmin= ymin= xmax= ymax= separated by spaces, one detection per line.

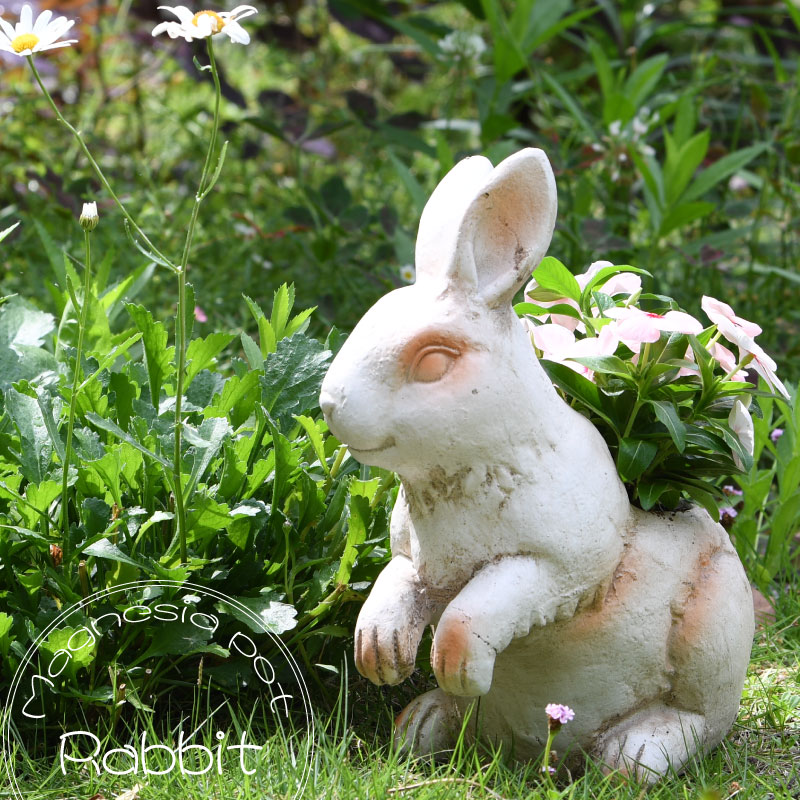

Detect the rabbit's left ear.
xmin=454 ymin=148 xmax=557 ymax=308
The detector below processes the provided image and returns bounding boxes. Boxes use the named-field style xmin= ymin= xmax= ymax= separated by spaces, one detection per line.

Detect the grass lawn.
xmin=5 ymin=579 xmax=797 ymax=800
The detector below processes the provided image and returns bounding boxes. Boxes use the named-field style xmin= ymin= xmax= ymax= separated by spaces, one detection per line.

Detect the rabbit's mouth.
xmin=347 ymin=436 xmax=396 ymax=455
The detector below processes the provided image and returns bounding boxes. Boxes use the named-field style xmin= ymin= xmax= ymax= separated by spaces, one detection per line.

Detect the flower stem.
xmin=61 ymin=229 xmax=93 ymax=563
xmin=172 ymin=39 xmax=223 ymax=564
xmin=26 ymin=56 xmax=177 ymax=272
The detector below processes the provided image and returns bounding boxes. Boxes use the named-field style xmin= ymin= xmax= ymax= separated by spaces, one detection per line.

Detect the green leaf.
xmin=82 ymin=539 xmax=148 ymax=571
xmin=618 ymin=438 xmax=658 ymax=482
xmin=683 ymin=484 xmax=719 ymax=520
xmin=579 ymin=265 xmax=650 ymax=308
xmin=241 ymin=331 xmax=264 ymax=371
xmin=637 ymin=479 xmax=670 ymax=511
xmin=682 ymin=144 xmax=769 ymax=203
xmin=659 ymin=201 xmax=715 ymax=237
xmin=513 ymin=301 xmax=582 ymax=320
xmin=264 ymin=414 xmax=299 ymax=507
xmin=335 ymin=493 xmax=369 ymax=585
xmin=125 ymin=304 xmax=174 ymax=407
xmin=0 ymin=221 xmax=20 ymax=243
xmin=5 ymin=387 xmax=53 ymax=483
xmin=531 ymin=257 xmax=581 ymax=302
xmin=570 ymin=355 xmax=632 ymax=378
xmin=665 ymin=128 xmax=709 ymax=204
xmin=185 ymin=332 xmax=234 ymax=389
xmin=540 ymin=360 xmax=619 ymax=431
xmin=215 ymin=595 xmax=298 ymax=635
xmin=85 ymin=412 xmax=172 ymax=469
xmin=294 ymin=414 xmax=329 ymax=475
xmin=650 ymin=400 xmax=686 ymax=453
xmin=624 ymin=53 xmax=669 ymax=109
xmin=204 ymin=371 xmax=259 ymax=429
xmin=260 ymin=334 xmax=332 ymax=431
xmin=182 ymin=417 xmax=232 ymax=498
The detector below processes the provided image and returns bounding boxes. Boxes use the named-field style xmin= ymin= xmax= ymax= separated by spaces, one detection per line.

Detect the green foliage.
xmin=521 ymin=259 xmax=789 ymax=519
xmin=0 ymin=286 xmax=394 ymax=728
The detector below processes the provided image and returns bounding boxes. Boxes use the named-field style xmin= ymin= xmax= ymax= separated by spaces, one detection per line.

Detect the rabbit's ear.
xmin=416 ymin=149 xmax=557 ymax=307
xmin=459 ymin=148 xmax=557 ymax=307
xmin=415 ymin=155 xmax=494 ymax=286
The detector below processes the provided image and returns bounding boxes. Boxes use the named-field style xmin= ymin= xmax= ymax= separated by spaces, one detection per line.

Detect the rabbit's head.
xmin=320 ymin=149 xmax=559 ymax=476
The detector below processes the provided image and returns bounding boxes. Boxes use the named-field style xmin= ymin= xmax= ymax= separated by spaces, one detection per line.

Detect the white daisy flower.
xmin=400 ymin=264 xmax=415 ymax=283
xmin=152 ymin=5 xmax=258 ymax=45
xmin=0 ymin=4 xmax=77 ymax=56
xmin=79 ymin=201 xmax=99 ymax=231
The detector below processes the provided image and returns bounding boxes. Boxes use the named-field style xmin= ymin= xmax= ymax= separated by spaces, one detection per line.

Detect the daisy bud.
xmin=79 ymin=202 xmax=99 ymax=231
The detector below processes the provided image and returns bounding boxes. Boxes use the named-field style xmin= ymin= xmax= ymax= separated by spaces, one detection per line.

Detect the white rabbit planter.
xmin=319 ymin=149 xmax=754 ymax=782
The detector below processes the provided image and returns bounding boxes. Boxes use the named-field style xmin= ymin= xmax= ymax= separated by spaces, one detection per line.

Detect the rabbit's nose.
xmin=319 ymin=390 xmax=337 ymax=420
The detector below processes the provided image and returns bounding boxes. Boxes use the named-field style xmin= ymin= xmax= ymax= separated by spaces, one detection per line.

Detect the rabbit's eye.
xmin=409 ymin=347 xmax=459 ymax=383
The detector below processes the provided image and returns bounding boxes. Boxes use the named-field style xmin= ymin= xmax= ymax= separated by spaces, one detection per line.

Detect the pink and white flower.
xmin=531 ymin=323 xmax=619 ymax=381
xmin=713 ymin=324 xmax=789 ymax=399
xmin=702 ymin=295 xmax=762 ymax=338
xmin=603 ymin=306 xmax=703 ymax=352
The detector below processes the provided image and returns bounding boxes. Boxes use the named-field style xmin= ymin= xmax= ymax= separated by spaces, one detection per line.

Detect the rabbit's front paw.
xmin=432 ymin=609 xmax=496 ymax=697
xmin=355 ymin=619 xmax=419 ymax=685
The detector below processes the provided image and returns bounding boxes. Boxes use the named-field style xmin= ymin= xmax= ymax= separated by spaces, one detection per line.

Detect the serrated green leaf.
xmin=5 ymin=387 xmax=52 ymax=483
xmin=185 ymin=332 xmax=234 ymax=388
xmin=294 ymin=414 xmax=329 ymax=475
xmin=125 ymin=303 xmax=174 ymax=406
xmin=241 ymin=331 xmax=263 ymax=371
xmin=335 ymin=493 xmax=369 ymax=586
xmin=260 ymin=334 xmax=332 ymax=431
xmin=85 ymin=412 xmax=172 ymax=469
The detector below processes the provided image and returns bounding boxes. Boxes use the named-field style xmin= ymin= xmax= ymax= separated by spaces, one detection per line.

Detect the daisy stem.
xmin=61 ymin=229 xmax=92 ymax=562
xmin=171 ymin=38 xmax=223 ymax=564
xmin=26 ymin=56 xmax=177 ymax=272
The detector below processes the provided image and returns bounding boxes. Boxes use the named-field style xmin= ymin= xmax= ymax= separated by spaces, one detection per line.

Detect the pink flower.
xmin=702 ymin=296 xmax=762 ymax=338
xmin=545 ymin=704 xmax=575 ymax=725
xmin=604 ymin=306 xmax=703 ymax=352
xmin=722 ymin=485 xmax=744 ymax=496
xmin=709 ymin=342 xmax=746 ymax=381
xmin=531 ymin=323 xmax=619 ymax=381
xmin=719 ymin=506 xmax=738 ymax=521
xmin=713 ymin=324 xmax=789 ymax=399
xmin=194 ymin=305 xmax=208 ymax=323
xmin=577 ymin=260 xmax=641 ymax=297
xmin=770 ymin=428 xmax=784 ymax=442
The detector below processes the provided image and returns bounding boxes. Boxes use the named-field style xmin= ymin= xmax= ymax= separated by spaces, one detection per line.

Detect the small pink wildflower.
xmin=771 ymin=428 xmax=784 ymax=443
xmin=545 ymin=703 xmax=575 ymax=725
xmin=719 ymin=506 xmax=738 ymax=521
xmin=194 ymin=305 xmax=208 ymax=323
xmin=722 ymin=485 xmax=744 ymax=497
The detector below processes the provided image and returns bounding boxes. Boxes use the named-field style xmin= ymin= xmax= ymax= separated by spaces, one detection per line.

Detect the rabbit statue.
xmin=318 ymin=148 xmax=754 ymax=782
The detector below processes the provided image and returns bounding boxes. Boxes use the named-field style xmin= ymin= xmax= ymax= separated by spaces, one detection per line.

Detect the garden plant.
xmin=0 ymin=1 xmax=798 ymax=798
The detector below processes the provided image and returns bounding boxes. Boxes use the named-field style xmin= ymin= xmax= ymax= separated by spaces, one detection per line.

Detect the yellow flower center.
xmin=192 ymin=10 xmax=225 ymax=32
xmin=11 ymin=32 xmax=39 ymax=53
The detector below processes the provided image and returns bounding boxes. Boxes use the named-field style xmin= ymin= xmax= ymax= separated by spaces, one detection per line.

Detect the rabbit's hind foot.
xmin=394 ymin=689 xmax=462 ymax=759
xmin=595 ymin=703 xmax=705 ymax=784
